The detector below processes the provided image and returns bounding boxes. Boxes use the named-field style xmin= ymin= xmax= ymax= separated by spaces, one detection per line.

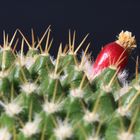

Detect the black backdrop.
xmin=0 ymin=0 xmax=139 ymax=75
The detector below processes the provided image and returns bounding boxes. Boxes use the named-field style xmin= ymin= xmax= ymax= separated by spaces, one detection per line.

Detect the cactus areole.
xmin=93 ymin=31 xmax=136 ymax=76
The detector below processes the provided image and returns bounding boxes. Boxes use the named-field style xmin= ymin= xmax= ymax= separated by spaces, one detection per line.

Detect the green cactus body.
xmin=0 ymin=76 xmax=10 ymax=93
xmin=0 ymin=30 xmax=139 ymax=140
xmin=29 ymin=54 xmax=54 ymax=77
xmin=0 ymin=49 xmax=15 ymax=70
xmin=26 ymin=48 xmax=39 ymax=57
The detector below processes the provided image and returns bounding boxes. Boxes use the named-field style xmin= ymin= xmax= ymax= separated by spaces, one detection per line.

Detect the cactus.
xmin=0 ymin=27 xmax=139 ymax=140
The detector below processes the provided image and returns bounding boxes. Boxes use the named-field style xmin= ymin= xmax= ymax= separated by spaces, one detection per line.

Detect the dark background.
xmin=0 ymin=0 xmax=139 ymax=75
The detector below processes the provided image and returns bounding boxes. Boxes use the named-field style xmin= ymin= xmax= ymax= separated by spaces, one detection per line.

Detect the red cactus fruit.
xmin=93 ymin=31 xmax=136 ymax=77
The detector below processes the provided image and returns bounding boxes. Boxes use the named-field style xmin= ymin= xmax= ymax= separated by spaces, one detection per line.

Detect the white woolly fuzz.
xmin=0 ymin=71 xmax=9 ymax=78
xmin=118 ymin=70 xmax=128 ymax=86
xmin=87 ymin=136 xmax=100 ymax=140
xmin=118 ymin=131 xmax=134 ymax=140
xmin=54 ymin=119 xmax=73 ymax=140
xmin=0 ymin=127 xmax=11 ymax=140
xmin=0 ymin=46 xmax=11 ymax=51
xmin=60 ymin=53 xmax=66 ymax=57
xmin=84 ymin=62 xmax=93 ymax=81
xmin=101 ymin=85 xmax=112 ymax=93
xmin=15 ymin=54 xmax=26 ymax=66
xmin=15 ymin=54 xmax=37 ymax=69
xmin=0 ymin=101 xmax=23 ymax=117
xmin=25 ymin=56 xmax=37 ymax=69
xmin=68 ymin=51 xmax=75 ymax=55
xmin=117 ymin=107 xmax=127 ymax=116
xmin=21 ymin=82 xmax=38 ymax=95
xmin=70 ymin=88 xmax=84 ymax=98
xmin=115 ymin=85 xmax=132 ymax=101
xmin=40 ymin=53 xmax=49 ymax=56
xmin=43 ymin=100 xmax=65 ymax=115
xmin=49 ymin=72 xmax=59 ymax=79
xmin=20 ymin=115 xmax=41 ymax=138
xmin=81 ymin=52 xmax=93 ymax=80
xmin=60 ymin=74 xmax=68 ymax=81
xmin=117 ymin=107 xmax=131 ymax=117
xmin=75 ymin=65 xmax=84 ymax=72
xmin=50 ymin=56 xmax=56 ymax=65
xmin=83 ymin=110 xmax=99 ymax=123
xmin=5 ymin=103 xmax=22 ymax=117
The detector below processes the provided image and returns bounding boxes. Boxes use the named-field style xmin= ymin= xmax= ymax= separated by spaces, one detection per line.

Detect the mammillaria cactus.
xmin=0 ymin=26 xmax=139 ymax=140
